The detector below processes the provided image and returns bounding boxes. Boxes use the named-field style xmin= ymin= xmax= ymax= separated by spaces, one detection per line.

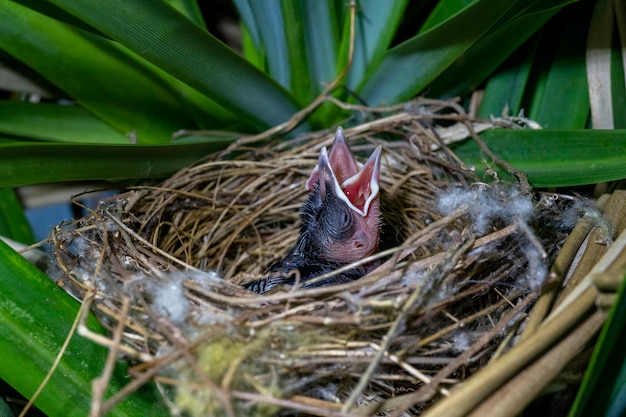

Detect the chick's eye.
xmin=326 ymin=206 xmax=353 ymax=239
xmin=340 ymin=209 xmax=351 ymax=228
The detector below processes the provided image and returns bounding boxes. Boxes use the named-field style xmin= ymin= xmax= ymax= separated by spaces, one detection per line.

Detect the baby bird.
xmin=244 ymin=127 xmax=382 ymax=294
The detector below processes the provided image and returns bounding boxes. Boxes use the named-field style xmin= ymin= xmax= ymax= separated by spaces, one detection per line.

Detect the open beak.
xmin=307 ymin=127 xmax=381 ymax=218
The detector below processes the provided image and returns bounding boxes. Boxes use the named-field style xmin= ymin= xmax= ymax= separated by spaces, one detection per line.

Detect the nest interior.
xmin=50 ymin=107 xmax=580 ymax=416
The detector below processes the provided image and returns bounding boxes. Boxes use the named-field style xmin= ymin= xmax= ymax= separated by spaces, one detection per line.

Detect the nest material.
xmin=50 ymin=104 xmax=583 ymax=416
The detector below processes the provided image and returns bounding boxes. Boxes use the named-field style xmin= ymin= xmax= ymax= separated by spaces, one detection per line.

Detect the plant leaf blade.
xmin=0 ymin=141 xmax=233 ymax=188
xmin=47 ymin=0 xmax=305 ymax=132
xmin=451 ymin=129 xmax=626 ymax=187
xmin=0 ymin=240 xmax=166 ymax=417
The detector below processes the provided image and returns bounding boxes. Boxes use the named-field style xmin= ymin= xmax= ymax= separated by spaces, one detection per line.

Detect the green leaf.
xmin=339 ymin=0 xmax=410 ymax=92
xmin=0 ymin=240 xmax=166 ymax=417
xmin=233 ymin=0 xmax=262 ymax=51
xmin=358 ymin=0 xmax=515 ymax=106
xmin=241 ymin=1 xmax=291 ymax=92
xmin=478 ymin=36 xmax=538 ymax=118
xmin=0 ymin=188 xmax=34 ymax=244
xmin=47 ymin=0 xmax=305 ymax=132
xmin=280 ymin=1 xmax=314 ymax=103
xmin=239 ymin=20 xmax=266 ymax=71
xmin=419 ymin=0 xmax=477 ymax=33
xmin=568 ymin=275 xmax=626 ymax=417
xmin=10 ymin=0 xmax=103 ymax=36
xmin=0 ymin=140 xmax=233 ymax=188
xmin=164 ymin=0 xmax=206 ymax=28
xmin=291 ymin=0 xmax=340 ymax=99
xmin=427 ymin=0 xmax=577 ymax=100
xmin=527 ymin=1 xmax=591 ymax=128
xmin=451 ymin=128 xmax=626 ymax=187
xmin=0 ymin=102 xmax=130 ymax=144
xmin=0 ymin=1 xmax=202 ymax=143
xmin=237 ymin=0 xmax=338 ymax=106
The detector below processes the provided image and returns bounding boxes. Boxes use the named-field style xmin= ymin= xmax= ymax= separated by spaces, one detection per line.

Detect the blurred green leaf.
xmin=478 ymin=36 xmax=538 ymax=118
xmin=527 ymin=1 xmax=591 ymax=128
xmin=0 ymin=240 xmax=166 ymax=417
xmin=0 ymin=188 xmax=34 ymax=244
xmin=241 ymin=1 xmax=291 ymax=93
xmin=0 ymin=140 xmax=232 ymax=188
xmin=294 ymin=0 xmax=340 ymax=99
xmin=240 ymin=22 xmax=266 ymax=70
xmin=164 ymin=0 xmax=206 ymax=28
xmin=281 ymin=1 xmax=314 ymax=103
xmin=427 ymin=0 xmax=578 ymax=99
xmin=0 ymin=1 xmax=203 ymax=143
xmin=47 ymin=0 xmax=305 ymax=132
xmin=237 ymin=0 xmax=338 ymax=106
xmin=419 ymin=0 xmax=476 ymax=33
xmin=358 ymin=0 xmax=514 ymax=105
xmin=568 ymin=275 xmax=626 ymax=417
xmin=340 ymin=0 xmax=409 ymax=92
xmin=0 ymin=102 xmax=129 ymax=144
xmin=233 ymin=0 xmax=262 ymax=50
xmin=10 ymin=0 xmax=103 ymax=36
xmin=452 ymin=128 xmax=626 ymax=186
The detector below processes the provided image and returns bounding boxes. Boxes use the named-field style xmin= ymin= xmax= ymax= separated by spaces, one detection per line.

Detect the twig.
xmin=342 ymin=238 xmax=475 ymax=413
xmin=90 ymin=296 xmax=130 ymax=417
xmin=390 ymin=292 xmax=538 ymax=417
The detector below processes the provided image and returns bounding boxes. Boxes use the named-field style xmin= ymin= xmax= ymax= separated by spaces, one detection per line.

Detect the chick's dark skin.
xmin=244 ymin=127 xmax=382 ymax=294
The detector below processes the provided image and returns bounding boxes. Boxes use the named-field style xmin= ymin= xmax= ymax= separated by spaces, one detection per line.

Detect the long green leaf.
xmin=0 ymin=240 xmax=166 ymax=417
xmin=527 ymin=1 xmax=591 ymax=128
xmin=11 ymin=0 xmax=251 ymax=132
xmin=478 ymin=35 xmax=538 ymax=118
xmin=239 ymin=21 xmax=266 ymax=71
xmin=0 ymin=1 xmax=202 ymax=143
xmin=568 ymin=275 xmax=626 ymax=417
xmin=0 ymin=140 xmax=232 ymax=188
xmin=239 ymin=0 xmax=339 ymax=106
xmin=0 ymin=188 xmax=34 ymax=244
xmin=0 ymin=102 xmax=129 ymax=144
xmin=164 ymin=0 xmax=206 ymax=28
xmin=339 ymin=0 xmax=409 ymax=92
xmin=451 ymin=128 xmax=626 ymax=187
xmin=427 ymin=0 xmax=577 ymax=99
xmin=358 ymin=0 xmax=514 ymax=106
xmin=233 ymin=0 xmax=262 ymax=50
xmin=299 ymin=0 xmax=340 ymax=93
xmin=419 ymin=0 xmax=477 ymax=33
xmin=48 ymin=0 xmax=305 ymax=132
xmin=241 ymin=1 xmax=291 ymax=92
xmin=281 ymin=1 xmax=314 ymax=104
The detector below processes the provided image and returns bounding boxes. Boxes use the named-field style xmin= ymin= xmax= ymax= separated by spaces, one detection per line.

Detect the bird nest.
xmin=49 ymin=100 xmax=619 ymax=417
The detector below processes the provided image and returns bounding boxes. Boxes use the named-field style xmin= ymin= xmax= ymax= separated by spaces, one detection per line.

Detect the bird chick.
xmin=244 ymin=127 xmax=382 ymax=294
